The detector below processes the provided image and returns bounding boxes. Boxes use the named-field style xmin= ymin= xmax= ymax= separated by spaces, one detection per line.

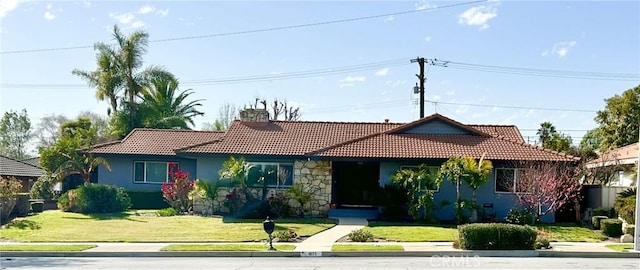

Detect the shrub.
xmin=601 ymin=219 xmax=623 ymax=237
xmin=591 ymin=215 xmax=608 ymax=229
xmin=12 ymin=193 xmax=30 ymax=217
xmin=273 ymin=229 xmax=298 ymax=242
xmin=0 ymin=176 xmax=22 ymax=222
xmin=30 ymin=201 xmax=44 ymax=213
xmin=458 ymin=223 xmax=537 ymax=250
xmin=505 ymin=208 xmax=534 ymax=225
xmin=614 ymin=196 xmax=635 ymax=224
xmin=625 ymin=225 xmax=635 ymax=236
xmin=157 ymin=207 xmax=179 ymax=217
xmin=161 ymin=169 xmax=194 ymax=213
xmin=348 ymin=229 xmax=374 ymax=242
xmin=57 ymin=184 xmax=131 ymax=213
xmin=30 ymin=175 xmax=57 ymax=201
xmin=534 ymin=238 xmax=551 ymax=249
xmin=126 ymin=190 xmax=169 ymax=209
xmin=267 ymin=192 xmax=292 ymax=218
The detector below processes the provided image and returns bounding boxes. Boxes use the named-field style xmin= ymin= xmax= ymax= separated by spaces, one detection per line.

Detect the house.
xmin=0 ymin=155 xmax=45 ymax=192
xmin=583 ymin=142 xmax=638 ymax=210
xmin=89 ymin=110 xmax=577 ymax=222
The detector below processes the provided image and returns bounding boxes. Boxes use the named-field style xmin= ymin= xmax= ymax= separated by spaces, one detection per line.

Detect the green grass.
xmin=367 ymin=222 xmax=457 ymax=242
xmin=161 ymin=244 xmax=296 ymax=251
xmin=331 ymin=244 xmax=404 ymax=251
xmin=605 ymin=244 xmax=634 ymax=252
xmin=0 ymin=245 xmax=96 ymax=251
xmin=0 ymin=210 xmax=335 ymax=242
xmin=537 ymin=223 xmax=609 ymax=242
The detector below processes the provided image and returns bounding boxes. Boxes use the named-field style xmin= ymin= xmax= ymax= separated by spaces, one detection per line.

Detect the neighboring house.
xmin=21 ymin=157 xmax=41 ymax=168
xmin=89 ymin=110 xmax=577 ymax=222
xmin=583 ymin=143 xmax=638 ymax=210
xmin=0 ymin=155 xmax=45 ymax=192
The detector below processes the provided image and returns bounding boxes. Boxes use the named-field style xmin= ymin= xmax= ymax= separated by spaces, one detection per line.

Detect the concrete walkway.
xmin=294 ymin=217 xmax=368 ymax=252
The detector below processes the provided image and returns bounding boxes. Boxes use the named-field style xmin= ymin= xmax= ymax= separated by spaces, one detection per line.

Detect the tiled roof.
xmin=469 ymin=125 xmax=524 ymax=143
xmin=177 ymin=121 xmax=403 ymax=156
xmin=89 ymin=129 xmax=225 ymax=156
xmin=586 ymin=142 xmax=638 ymax=167
xmin=21 ymin=157 xmax=41 ymax=168
xmin=1 ymin=155 xmax=45 ymax=178
xmin=306 ymin=133 xmax=578 ymax=161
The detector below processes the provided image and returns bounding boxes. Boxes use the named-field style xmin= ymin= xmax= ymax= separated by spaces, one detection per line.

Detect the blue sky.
xmin=1 ymin=0 xmax=639 ymax=146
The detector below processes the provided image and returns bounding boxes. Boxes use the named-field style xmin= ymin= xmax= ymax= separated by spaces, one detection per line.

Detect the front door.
xmin=332 ymin=161 xmax=380 ymax=207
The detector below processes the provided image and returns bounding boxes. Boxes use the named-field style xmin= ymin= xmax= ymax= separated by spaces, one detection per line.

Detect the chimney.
xmin=384 ymin=119 xmax=389 ymax=124
xmin=239 ymin=108 xmax=270 ymax=122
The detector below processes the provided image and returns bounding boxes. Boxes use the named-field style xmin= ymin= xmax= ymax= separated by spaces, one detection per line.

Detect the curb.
xmin=2 ymin=251 xmax=639 ymax=258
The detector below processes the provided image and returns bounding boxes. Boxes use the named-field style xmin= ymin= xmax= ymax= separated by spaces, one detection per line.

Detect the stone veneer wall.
xmin=193 ymin=160 xmax=332 ymax=217
xmin=239 ymin=108 xmax=269 ymax=122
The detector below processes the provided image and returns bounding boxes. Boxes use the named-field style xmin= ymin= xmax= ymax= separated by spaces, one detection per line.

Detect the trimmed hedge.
xmin=58 ymin=184 xmax=131 ymax=213
xmin=601 ymin=219 xmax=623 ymax=237
xmin=11 ymin=193 xmax=31 ymax=217
xmin=126 ymin=190 xmax=169 ymax=210
xmin=591 ymin=215 xmax=608 ymax=229
xmin=458 ymin=223 xmax=537 ymax=250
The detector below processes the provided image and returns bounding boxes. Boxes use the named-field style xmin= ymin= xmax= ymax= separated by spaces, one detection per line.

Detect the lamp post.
xmin=263 ymin=216 xmax=276 ymax=251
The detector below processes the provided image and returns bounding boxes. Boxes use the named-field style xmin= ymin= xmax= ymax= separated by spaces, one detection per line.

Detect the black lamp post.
xmin=262 ymin=216 xmax=276 ymax=251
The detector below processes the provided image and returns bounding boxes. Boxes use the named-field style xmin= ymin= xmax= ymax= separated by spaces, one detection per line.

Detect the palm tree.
xmin=72 ymin=47 xmax=122 ymax=116
xmin=537 ymin=121 xmax=557 ymax=148
xmin=54 ymin=152 xmax=111 ymax=185
xmin=138 ymin=76 xmax=204 ymax=129
xmin=73 ymin=25 xmax=174 ymax=134
xmin=460 ymin=155 xmax=493 ymax=221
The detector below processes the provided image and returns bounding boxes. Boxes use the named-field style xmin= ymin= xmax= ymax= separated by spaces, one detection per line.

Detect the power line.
xmin=429 ymin=59 xmax=640 ymax=81
xmin=0 ymin=1 xmax=486 ymax=55
xmin=1 ymin=58 xmax=411 ymax=88
xmin=427 ymin=99 xmax=598 ymax=113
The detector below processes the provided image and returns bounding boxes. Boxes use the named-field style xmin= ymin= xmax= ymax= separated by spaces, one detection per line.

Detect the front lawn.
xmin=0 ymin=244 xmax=96 ymax=251
xmin=331 ymin=244 xmax=404 ymax=251
xmin=162 ymin=244 xmax=296 ymax=251
xmin=366 ymin=222 xmax=457 ymax=242
xmin=537 ymin=223 xmax=608 ymax=242
xmin=0 ymin=210 xmax=335 ymax=242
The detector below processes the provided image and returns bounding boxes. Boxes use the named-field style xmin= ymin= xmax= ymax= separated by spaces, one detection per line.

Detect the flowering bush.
xmin=223 ymin=188 xmax=242 ymax=215
xmin=161 ymin=169 xmax=194 ymax=213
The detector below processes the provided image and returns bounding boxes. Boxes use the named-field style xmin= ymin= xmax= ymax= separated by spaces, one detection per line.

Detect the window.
xmin=246 ymin=163 xmax=293 ymax=187
xmin=399 ymin=165 xmax=440 ymax=192
xmin=495 ymin=168 xmax=527 ymax=193
xmin=134 ymin=161 xmax=179 ymax=183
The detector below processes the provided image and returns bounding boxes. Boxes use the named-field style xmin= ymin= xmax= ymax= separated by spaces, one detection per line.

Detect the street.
xmin=1 ymin=257 xmax=638 ymax=270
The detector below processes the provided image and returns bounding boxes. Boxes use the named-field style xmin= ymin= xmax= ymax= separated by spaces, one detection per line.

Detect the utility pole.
xmin=411 ymin=57 xmax=426 ymax=118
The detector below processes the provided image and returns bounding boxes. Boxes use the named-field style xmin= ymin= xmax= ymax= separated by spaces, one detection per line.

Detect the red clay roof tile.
xmin=89 ymin=129 xmax=224 ymax=156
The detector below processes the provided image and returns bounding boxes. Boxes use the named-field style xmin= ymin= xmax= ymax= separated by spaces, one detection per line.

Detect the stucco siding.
xmin=404 ymin=120 xmax=470 ymax=135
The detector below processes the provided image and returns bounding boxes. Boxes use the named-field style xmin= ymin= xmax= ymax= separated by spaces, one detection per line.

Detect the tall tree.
xmin=580 ymin=128 xmax=604 ymax=154
xmin=137 ymin=76 xmax=204 ymax=129
xmin=74 ymin=25 xmax=174 ymax=135
xmin=34 ymin=114 xmax=69 ymax=149
xmin=536 ymin=121 xmax=572 ymax=153
xmin=39 ymin=117 xmax=98 ymax=175
xmin=249 ymin=98 xmax=302 ymax=121
xmin=595 ymin=85 xmax=640 ymax=151
xmin=217 ymin=103 xmax=238 ymax=130
xmin=0 ymin=109 xmax=32 ymax=159
xmin=54 ymin=152 xmax=111 ymax=185
xmin=536 ymin=121 xmax=557 ymax=148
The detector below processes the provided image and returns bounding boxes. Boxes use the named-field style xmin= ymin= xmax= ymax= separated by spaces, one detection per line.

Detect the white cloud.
xmin=542 ymin=41 xmax=577 ymax=58
xmin=425 ymin=36 xmax=432 ymax=42
xmin=383 ymin=15 xmax=394 ymax=23
xmin=458 ymin=5 xmax=497 ymax=30
xmin=138 ymin=5 xmax=154 ymax=14
xmin=156 ymin=8 xmax=169 ymax=17
xmin=340 ymin=83 xmax=355 ymax=88
xmin=340 ymin=76 xmax=366 ymax=83
xmin=375 ymin=68 xmax=389 ymax=76
xmin=455 ymin=105 xmax=470 ymax=114
xmin=46 ymin=3 xmax=52 ymax=9
xmin=445 ymin=89 xmax=455 ymax=95
xmin=44 ymin=11 xmax=55 ymax=20
xmin=131 ymin=21 xmax=145 ymax=28
xmin=110 ymin=12 xmax=135 ymax=24
xmin=415 ymin=0 xmax=436 ymax=10
xmin=385 ymin=80 xmax=406 ymax=88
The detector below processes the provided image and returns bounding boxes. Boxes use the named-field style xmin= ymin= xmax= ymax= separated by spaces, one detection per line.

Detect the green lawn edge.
xmin=331 ymin=244 xmax=404 ymax=251
xmin=0 ymin=244 xmax=96 ymax=252
xmin=605 ymin=244 xmax=634 ymax=252
xmin=161 ymin=244 xmax=296 ymax=251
